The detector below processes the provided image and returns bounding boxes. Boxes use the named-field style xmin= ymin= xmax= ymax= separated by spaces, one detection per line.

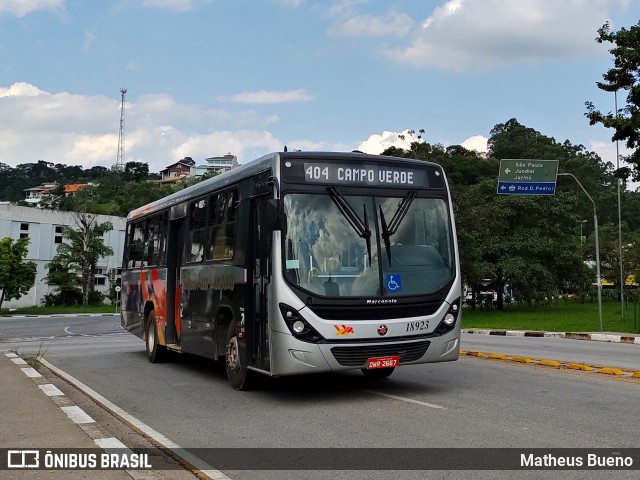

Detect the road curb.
xmin=463 ymin=329 xmax=640 ymax=345
xmin=459 ymin=349 xmax=640 ymax=379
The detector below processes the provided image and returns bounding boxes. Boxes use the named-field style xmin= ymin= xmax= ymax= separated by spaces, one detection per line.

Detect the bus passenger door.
xmin=165 ymin=207 xmax=185 ymax=346
xmin=249 ymin=195 xmax=271 ymax=371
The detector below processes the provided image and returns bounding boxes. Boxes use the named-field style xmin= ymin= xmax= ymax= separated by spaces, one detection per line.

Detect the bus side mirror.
xmin=266 ymin=199 xmax=287 ymax=235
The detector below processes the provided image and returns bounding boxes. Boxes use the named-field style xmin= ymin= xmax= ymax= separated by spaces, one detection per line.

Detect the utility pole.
xmin=116 ymin=87 xmax=127 ymax=172
xmin=615 ymin=90 xmax=624 ymax=319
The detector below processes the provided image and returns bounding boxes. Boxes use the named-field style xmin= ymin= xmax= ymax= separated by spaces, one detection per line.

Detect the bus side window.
xmin=207 ymin=190 xmax=237 ymax=260
xmin=129 ymin=222 xmax=145 ymax=268
xmin=187 ymin=198 xmax=207 ymax=263
xmin=145 ymin=215 xmax=164 ymax=266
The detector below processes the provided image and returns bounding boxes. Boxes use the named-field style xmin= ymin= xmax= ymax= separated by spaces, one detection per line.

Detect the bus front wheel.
xmin=146 ymin=311 xmax=166 ymax=363
xmin=361 ymin=367 xmax=395 ymax=380
xmin=225 ymin=321 xmax=255 ymax=390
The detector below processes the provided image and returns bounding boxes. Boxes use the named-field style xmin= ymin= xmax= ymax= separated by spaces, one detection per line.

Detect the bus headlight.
xmin=435 ymin=298 xmax=460 ymax=335
xmin=279 ymin=304 xmax=323 ymax=343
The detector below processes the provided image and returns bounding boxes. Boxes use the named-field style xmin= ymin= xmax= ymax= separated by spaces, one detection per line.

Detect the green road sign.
xmin=498 ymin=159 xmax=559 ymax=183
xmin=497 ymin=159 xmax=559 ymax=195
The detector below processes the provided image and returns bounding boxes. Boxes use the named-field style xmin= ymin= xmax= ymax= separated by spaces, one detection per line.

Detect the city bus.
xmin=121 ymin=151 xmax=461 ymax=390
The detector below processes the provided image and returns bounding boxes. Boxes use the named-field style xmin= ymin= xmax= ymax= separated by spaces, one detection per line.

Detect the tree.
xmin=66 ymin=170 xmax=177 ymax=216
xmin=50 ymin=212 xmax=114 ymax=305
xmin=585 ymin=21 xmax=640 ymax=180
xmin=455 ymin=180 xmax=589 ymax=308
xmin=43 ymin=257 xmax=82 ymax=305
xmin=123 ymin=161 xmax=150 ymax=183
xmin=0 ymin=237 xmax=36 ymax=309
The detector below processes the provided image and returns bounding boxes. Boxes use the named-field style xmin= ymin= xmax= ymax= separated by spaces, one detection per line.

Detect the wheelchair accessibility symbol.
xmin=385 ymin=274 xmax=402 ymax=293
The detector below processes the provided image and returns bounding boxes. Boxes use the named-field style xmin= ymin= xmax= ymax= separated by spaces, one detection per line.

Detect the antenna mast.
xmin=116 ymin=87 xmax=127 ymax=171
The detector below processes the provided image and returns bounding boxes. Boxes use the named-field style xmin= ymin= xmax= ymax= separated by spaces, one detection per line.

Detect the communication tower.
xmin=116 ymin=87 xmax=127 ymax=171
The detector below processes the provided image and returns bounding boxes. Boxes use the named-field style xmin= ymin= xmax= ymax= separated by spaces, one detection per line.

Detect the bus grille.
xmin=330 ymin=340 xmax=431 ymax=367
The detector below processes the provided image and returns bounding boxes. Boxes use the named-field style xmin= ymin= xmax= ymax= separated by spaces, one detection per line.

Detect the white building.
xmin=202 ymin=154 xmax=238 ymax=176
xmin=0 ymin=205 xmax=126 ymax=308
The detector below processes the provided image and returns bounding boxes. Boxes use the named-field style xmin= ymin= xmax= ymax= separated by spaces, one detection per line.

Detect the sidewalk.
xmin=0 ymin=352 xmax=133 ymax=479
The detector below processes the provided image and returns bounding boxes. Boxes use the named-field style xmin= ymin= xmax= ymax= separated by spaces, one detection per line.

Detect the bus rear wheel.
xmin=225 ymin=321 xmax=256 ymax=390
xmin=361 ymin=367 xmax=395 ymax=380
xmin=146 ymin=311 xmax=166 ymax=363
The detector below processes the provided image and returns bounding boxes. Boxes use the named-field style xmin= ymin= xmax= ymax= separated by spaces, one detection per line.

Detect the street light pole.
xmin=558 ymin=173 xmax=603 ymax=331
xmin=615 ymin=90 xmax=625 ymax=319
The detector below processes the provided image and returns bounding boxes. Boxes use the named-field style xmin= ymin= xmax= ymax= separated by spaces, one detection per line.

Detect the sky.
xmin=0 ymin=0 xmax=638 ymax=176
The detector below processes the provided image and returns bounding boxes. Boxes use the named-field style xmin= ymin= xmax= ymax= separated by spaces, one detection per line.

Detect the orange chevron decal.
xmin=334 ymin=324 xmax=355 ymax=336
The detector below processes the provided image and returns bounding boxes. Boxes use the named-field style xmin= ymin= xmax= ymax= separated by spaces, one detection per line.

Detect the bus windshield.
xmin=283 ymin=192 xmax=454 ymax=298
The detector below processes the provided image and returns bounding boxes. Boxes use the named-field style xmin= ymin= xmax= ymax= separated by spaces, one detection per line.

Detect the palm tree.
xmin=52 ymin=212 xmax=114 ymax=305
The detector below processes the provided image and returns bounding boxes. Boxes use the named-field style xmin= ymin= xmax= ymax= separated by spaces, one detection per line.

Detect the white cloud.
xmin=0 ymin=82 xmax=288 ymax=173
xmin=356 ymin=129 xmax=423 ymax=155
xmin=171 ymin=130 xmax=283 ymax=164
xmin=357 ymin=130 xmax=489 ymax=155
xmin=462 ymin=135 xmax=488 ymax=153
xmin=328 ymin=11 xmax=414 ymax=37
xmin=0 ymin=82 xmax=44 ymax=97
xmin=220 ymin=89 xmax=314 ymax=104
xmin=383 ymin=0 xmax=613 ymax=71
xmin=590 ymin=139 xmax=632 ymax=168
xmin=0 ymin=0 xmax=64 ymax=17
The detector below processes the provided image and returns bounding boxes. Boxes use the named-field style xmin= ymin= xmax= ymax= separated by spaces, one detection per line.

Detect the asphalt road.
xmin=461 ymin=332 xmax=640 ymax=371
xmin=1 ymin=315 xmax=638 ymax=480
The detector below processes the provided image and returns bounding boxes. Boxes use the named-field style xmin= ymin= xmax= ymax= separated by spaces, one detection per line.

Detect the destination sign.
xmin=302 ymin=162 xmax=428 ymax=187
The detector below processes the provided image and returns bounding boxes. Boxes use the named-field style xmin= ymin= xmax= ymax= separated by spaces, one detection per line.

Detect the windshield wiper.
xmin=327 ymin=186 xmax=372 ymax=266
xmin=379 ymin=191 xmax=416 ymax=265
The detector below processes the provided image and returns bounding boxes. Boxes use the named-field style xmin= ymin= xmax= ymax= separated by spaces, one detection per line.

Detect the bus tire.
xmin=225 ymin=321 xmax=255 ymax=390
xmin=146 ymin=310 xmax=166 ymax=363
xmin=361 ymin=367 xmax=395 ymax=380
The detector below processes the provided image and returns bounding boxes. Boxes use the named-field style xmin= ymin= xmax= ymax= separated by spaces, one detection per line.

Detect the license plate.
xmin=366 ymin=356 xmax=399 ymax=369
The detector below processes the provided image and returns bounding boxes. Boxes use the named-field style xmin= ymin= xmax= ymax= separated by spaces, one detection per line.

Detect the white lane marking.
xmin=363 ymin=389 xmax=445 ymax=409
xmin=5 ymin=352 xmax=18 ymax=358
xmin=39 ymin=384 xmax=65 ymax=397
xmin=61 ymin=406 xmax=95 ymax=424
xmin=95 ymin=437 xmax=128 ymax=449
xmin=21 ymin=367 xmax=42 ymax=378
xmin=64 ymin=326 xmax=91 ymax=336
xmin=11 ymin=358 xmax=27 ymax=365
xmin=41 ymin=358 xmax=231 ymax=480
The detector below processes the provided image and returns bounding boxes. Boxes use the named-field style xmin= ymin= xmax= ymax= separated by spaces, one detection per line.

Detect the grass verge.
xmin=462 ymin=300 xmax=640 ymax=334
